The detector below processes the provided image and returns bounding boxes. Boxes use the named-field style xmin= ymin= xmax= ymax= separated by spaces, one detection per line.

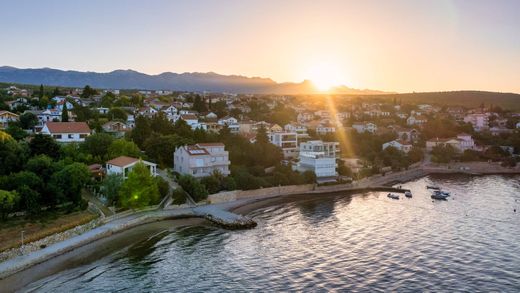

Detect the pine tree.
xmin=39 ymin=84 xmax=44 ymax=99
xmin=61 ymin=102 xmax=69 ymax=122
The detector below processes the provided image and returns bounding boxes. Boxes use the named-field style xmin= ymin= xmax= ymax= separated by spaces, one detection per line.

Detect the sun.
xmin=306 ymin=62 xmax=344 ymax=91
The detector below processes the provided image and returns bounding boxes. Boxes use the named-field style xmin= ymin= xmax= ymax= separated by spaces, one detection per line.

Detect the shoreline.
xmin=0 ymin=163 xmax=519 ymax=291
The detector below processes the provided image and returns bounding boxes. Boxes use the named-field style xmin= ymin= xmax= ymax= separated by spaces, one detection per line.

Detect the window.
xmin=68 ymin=134 xmax=74 ymax=139
xmin=80 ymin=134 xmax=88 ymax=138
xmin=53 ymin=134 xmax=62 ymax=139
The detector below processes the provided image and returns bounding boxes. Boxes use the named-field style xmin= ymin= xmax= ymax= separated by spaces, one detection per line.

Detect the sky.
xmin=1 ymin=0 xmax=519 ymax=93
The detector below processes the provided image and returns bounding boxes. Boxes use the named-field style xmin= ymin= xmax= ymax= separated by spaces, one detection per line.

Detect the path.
xmin=156 ymin=169 xmax=196 ymax=207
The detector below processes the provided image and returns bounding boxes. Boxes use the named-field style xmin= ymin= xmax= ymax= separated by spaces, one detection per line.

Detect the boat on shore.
xmin=431 ymin=190 xmax=449 ymax=200
xmin=387 ymin=193 xmax=400 ymax=200
xmin=404 ymin=191 xmax=412 ymax=198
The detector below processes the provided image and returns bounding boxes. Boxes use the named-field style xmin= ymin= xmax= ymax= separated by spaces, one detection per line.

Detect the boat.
xmin=431 ymin=190 xmax=449 ymax=200
xmin=440 ymin=191 xmax=451 ymax=196
xmin=426 ymin=185 xmax=440 ymax=190
xmin=404 ymin=191 xmax=412 ymax=198
xmin=387 ymin=193 xmax=399 ymax=200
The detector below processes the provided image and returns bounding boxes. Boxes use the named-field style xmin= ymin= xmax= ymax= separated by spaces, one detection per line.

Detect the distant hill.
xmin=362 ymin=91 xmax=520 ymax=110
xmin=0 ymin=66 xmax=388 ymax=95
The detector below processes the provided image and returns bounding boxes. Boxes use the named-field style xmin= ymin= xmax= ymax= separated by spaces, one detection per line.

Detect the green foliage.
xmin=29 ymin=134 xmax=60 ymax=159
xmin=171 ymin=188 xmax=187 ymax=205
xmin=6 ymin=124 xmax=27 ymax=140
xmin=144 ymin=133 xmax=192 ymax=168
xmin=81 ymin=133 xmax=115 ymax=161
xmin=108 ymin=139 xmax=141 ymax=159
xmin=200 ymin=176 xmax=221 ymax=194
xmin=17 ymin=185 xmax=40 ymax=217
xmin=101 ymin=174 xmax=123 ymax=206
xmin=51 ymin=162 xmax=91 ymax=206
xmin=178 ymin=174 xmax=208 ymax=202
xmin=61 ymin=102 xmax=69 ymax=122
xmin=107 ymin=107 xmax=128 ymax=121
xmin=0 ymin=190 xmax=19 ymax=219
xmin=0 ymin=137 xmax=29 ymax=175
xmin=19 ymin=112 xmax=38 ymax=129
xmin=155 ymin=176 xmax=170 ymax=198
xmin=131 ymin=115 xmax=152 ymax=148
xmin=302 ymin=170 xmax=317 ymax=183
xmin=118 ymin=162 xmax=160 ymax=209
xmin=80 ymin=85 xmax=98 ymax=99
xmin=192 ymin=95 xmax=207 ymax=113
xmin=431 ymin=145 xmax=457 ymax=163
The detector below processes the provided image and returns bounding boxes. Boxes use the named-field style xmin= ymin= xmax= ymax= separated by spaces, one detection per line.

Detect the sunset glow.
xmin=306 ymin=62 xmax=345 ymax=92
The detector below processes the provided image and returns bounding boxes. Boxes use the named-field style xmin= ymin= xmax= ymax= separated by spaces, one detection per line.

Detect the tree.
xmin=51 ymin=163 xmax=91 ymax=206
xmin=101 ymin=174 xmax=123 ymax=206
xmin=431 ymin=145 xmax=457 ymax=163
xmin=39 ymin=84 xmax=44 ymax=99
xmin=29 ymin=134 xmax=60 ymax=159
xmin=144 ymin=134 xmax=192 ymax=168
xmin=19 ymin=112 xmax=38 ymax=129
xmin=150 ymin=112 xmax=175 ymax=135
xmin=108 ymin=139 xmax=141 ymax=159
xmin=81 ymin=133 xmax=115 ymax=160
xmin=17 ymin=185 xmax=40 ymax=217
xmin=25 ymin=155 xmax=55 ymax=181
xmin=131 ymin=116 xmax=152 ymax=148
xmin=107 ymin=107 xmax=128 ymax=121
xmin=6 ymin=124 xmax=27 ymax=140
xmin=100 ymin=92 xmax=116 ymax=107
xmin=0 ymin=190 xmax=18 ymax=220
xmin=0 ymin=138 xmax=29 ymax=175
xmin=118 ymin=162 xmax=160 ymax=209
xmin=178 ymin=174 xmax=208 ymax=202
xmin=61 ymin=102 xmax=69 ymax=122
xmin=192 ymin=95 xmax=207 ymax=113
xmin=200 ymin=175 xmax=221 ymax=194
xmin=81 ymin=85 xmax=98 ymax=99
xmin=256 ymin=126 xmax=269 ymax=144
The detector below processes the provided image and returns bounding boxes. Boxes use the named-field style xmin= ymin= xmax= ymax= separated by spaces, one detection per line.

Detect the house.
xmin=161 ymin=105 xmax=178 ymax=116
xmin=390 ymin=126 xmax=418 ymax=143
xmin=97 ymin=107 xmax=109 ymax=115
xmin=297 ymin=112 xmax=314 ymax=122
xmin=106 ymin=156 xmax=157 ymax=179
xmin=181 ymin=114 xmax=205 ymax=130
xmin=294 ymin=140 xmax=339 ymax=181
xmin=38 ymin=109 xmax=62 ymax=123
xmin=269 ymin=124 xmax=283 ymax=133
xmin=316 ymin=124 xmax=336 ymax=135
xmin=284 ymin=123 xmax=308 ymax=137
xmin=217 ymin=116 xmax=239 ymax=133
xmin=41 ymin=122 xmax=91 ymax=143
xmin=516 ymin=122 xmax=520 ymax=129
xmin=314 ymin=110 xmax=331 ymax=118
xmin=352 ymin=122 xmax=377 ymax=133
xmin=268 ymin=132 xmax=298 ymax=158
xmin=407 ymin=115 xmax=427 ymax=126
xmin=464 ymin=113 xmax=489 ymax=131
xmin=382 ymin=140 xmax=413 ymax=153
xmin=173 ymin=143 xmax=230 ymax=178
xmin=0 ymin=110 xmax=19 ymax=128
xmin=102 ymin=121 xmax=129 ymax=137
xmin=426 ymin=133 xmax=476 ymax=152
xmin=137 ymin=106 xmax=158 ymax=117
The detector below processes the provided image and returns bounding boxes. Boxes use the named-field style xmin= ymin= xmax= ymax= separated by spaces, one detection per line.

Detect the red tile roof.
xmin=45 ymin=122 xmax=91 ymax=133
xmin=106 ymin=156 xmax=139 ymax=167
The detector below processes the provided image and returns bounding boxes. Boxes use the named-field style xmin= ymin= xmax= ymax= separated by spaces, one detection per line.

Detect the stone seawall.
xmin=208 ymin=184 xmax=315 ymax=204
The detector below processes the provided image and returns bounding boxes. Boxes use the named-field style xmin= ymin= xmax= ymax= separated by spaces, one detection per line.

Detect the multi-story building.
xmin=464 ymin=114 xmax=489 ymax=131
xmin=294 ymin=140 xmax=339 ymax=181
xmin=382 ymin=140 xmax=413 ymax=153
xmin=426 ymin=133 xmax=476 ymax=152
xmin=268 ymin=132 xmax=298 ymax=158
xmin=352 ymin=122 xmax=377 ymax=133
xmin=173 ymin=143 xmax=230 ymax=178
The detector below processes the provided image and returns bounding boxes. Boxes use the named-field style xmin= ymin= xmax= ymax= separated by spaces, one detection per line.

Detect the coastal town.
xmin=1 ymin=83 xmax=520 ymax=285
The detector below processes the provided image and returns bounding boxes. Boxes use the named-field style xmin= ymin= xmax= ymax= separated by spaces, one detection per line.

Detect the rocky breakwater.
xmin=193 ymin=206 xmax=257 ymax=229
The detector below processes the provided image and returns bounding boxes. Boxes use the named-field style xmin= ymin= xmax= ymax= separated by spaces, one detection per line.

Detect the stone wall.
xmin=208 ymin=184 xmax=315 ymax=204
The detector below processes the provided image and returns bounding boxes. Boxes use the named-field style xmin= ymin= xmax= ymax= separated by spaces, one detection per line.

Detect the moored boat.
xmin=404 ymin=191 xmax=412 ymax=198
xmin=431 ymin=190 xmax=449 ymax=200
xmin=387 ymin=193 xmax=399 ymax=200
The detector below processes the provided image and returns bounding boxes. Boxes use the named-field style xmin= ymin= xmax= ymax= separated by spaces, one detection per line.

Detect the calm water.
xmin=24 ymin=175 xmax=520 ymax=292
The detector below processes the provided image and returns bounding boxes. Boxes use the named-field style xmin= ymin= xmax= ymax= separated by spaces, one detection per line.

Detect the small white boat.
xmin=387 ymin=193 xmax=399 ymax=200
xmin=431 ymin=190 xmax=449 ymax=200
xmin=404 ymin=191 xmax=412 ymax=198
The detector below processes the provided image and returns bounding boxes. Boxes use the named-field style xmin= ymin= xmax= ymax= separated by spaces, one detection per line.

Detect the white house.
xmin=382 ymin=140 xmax=413 ymax=153
xmin=464 ymin=114 xmax=489 ymax=132
xmin=316 ymin=125 xmax=336 ymax=135
xmin=407 ymin=115 xmax=427 ymax=126
xmin=217 ymin=116 xmax=239 ymax=133
xmin=297 ymin=112 xmax=314 ymax=122
xmin=426 ymin=133 xmax=476 ymax=152
xmin=314 ymin=110 xmax=331 ymax=118
xmin=294 ymin=140 xmax=339 ymax=181
xmin=173 ymin=143 xmax=230 ymax=178
xmin=268 ymin=132 xmax=298 ymax=158
xmin=181 ymin=114 xmax=200 ymax=129
xmin=41 ymin=122 xmax=91 ymax=143
xmin=38 ymin=109 xmax=62 ymax=123
xmin=0 ymin=110 xmax=19 ymax=128
xmin=106 ymin=156 xmax=157 ymax=179
xmin=284 ymin=123 xmax=308 ymax=136
xmin=352 ymin=122 xmax=377 ymax=133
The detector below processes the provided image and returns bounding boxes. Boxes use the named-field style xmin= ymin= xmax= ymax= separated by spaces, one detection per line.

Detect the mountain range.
xmin=0 ymin=66 xmax=389 ymax=95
